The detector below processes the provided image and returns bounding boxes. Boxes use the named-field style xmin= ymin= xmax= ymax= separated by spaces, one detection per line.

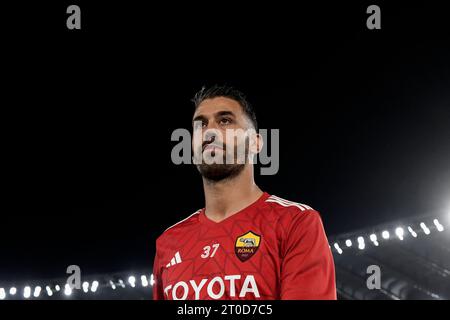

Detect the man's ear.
xmin=249 ymin=130 xmax=263 ymax=154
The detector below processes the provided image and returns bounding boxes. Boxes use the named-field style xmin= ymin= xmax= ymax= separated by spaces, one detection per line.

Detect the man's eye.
xmin=202 ymin=121 xmax=207 ymax=128
xmin=220 ymin=118 xmax=232 ymax=125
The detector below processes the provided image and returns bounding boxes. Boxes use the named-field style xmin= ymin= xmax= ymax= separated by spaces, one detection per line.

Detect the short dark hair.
xmin=192 ymin=85 xmax=258 ymax=131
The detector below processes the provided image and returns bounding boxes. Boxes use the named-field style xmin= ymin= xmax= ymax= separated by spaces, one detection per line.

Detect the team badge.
xmin=235 ymin=231 xmax=261 ymax=262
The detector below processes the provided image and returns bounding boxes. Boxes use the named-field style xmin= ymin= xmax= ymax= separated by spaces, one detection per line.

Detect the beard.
xmin=196 ymin=162 xmax=245 ymax=182
xmin=196 ymin=138 xmax=249 ymax=182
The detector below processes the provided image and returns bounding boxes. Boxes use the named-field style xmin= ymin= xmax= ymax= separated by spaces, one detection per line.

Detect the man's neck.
xmin=203 ymin=168 xmax=263 ymax=223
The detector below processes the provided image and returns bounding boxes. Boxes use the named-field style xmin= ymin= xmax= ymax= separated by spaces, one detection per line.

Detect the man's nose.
xmin=204 ymin=131 xmax=216 ymax=143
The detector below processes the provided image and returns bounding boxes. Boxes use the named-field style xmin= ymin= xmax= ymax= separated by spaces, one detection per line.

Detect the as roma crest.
xmin=235 ymin=231 xmax=261 ymax=262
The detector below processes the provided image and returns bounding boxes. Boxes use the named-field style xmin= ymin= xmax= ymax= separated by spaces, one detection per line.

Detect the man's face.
xmin=192 ymin=97 xmax=257 ymax=182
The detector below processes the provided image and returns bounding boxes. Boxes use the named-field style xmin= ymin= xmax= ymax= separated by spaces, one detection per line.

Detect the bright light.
xmin=150 ymin=274 xmax=155 ymax=286
xmin=395 ymin=227 xmax=404 ymax=240
xmin=33 ymin=286 xmax=42 ymax=298
xmin=407 ymin=226 xmax=417 ymax=237
xmin=333 ymin=243 xmax=343 ymax=254
xmin=64 ymin=284 xmax=72 ymax=296
xmin=9 ymin=287 xmax=17 ymax=295
xmin=82 ymin=281 xmax=89 ymax=293
xmin=0 ymin=288 xmax=5 ymax=300
xmin=118 ymin=279 xmax=125 ymax=288
xmin=109 ymin=280 xmax=116 ymax=290
xmin=382 ymin=230 xmax=390 ymax=239
xmin=55 ymin=285 xmax=61 ymax=292
xmin=24 ymin=286 xmax=31 ymax=299
xmin=420 ymin=222 xmax=431 ymax=235
xmin=357 ymin=236 xmax=365 ymax=250
xmin=345 ymin=239 xmax=352 ymax=247
xmin=46 ymin=286 xmax=53 ymax=297
xmin=369 ymin=234 xmax=379 ymax=246
xmin=433 ymin=219 xmax=444 ymax=232
xmin=91 ymin=281 xmax=99 ymax=293
xmin=128 ymin=276 xmax=136 ymax=288
xmin=141 ymin=275 xmax=149 ymax=287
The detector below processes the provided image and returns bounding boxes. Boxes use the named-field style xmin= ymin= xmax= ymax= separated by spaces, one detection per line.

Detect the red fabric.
xmin=153 ymin=192 xmax=336 ymax=300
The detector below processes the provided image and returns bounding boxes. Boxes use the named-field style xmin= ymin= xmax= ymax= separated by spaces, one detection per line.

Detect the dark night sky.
xmin=1 ymin=2 xmax=449 ymax=282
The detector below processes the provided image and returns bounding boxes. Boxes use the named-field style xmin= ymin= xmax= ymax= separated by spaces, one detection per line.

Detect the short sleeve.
xmin=280 ymin=210 xmax=337 ymax=300
xmin=152 ymin=241 xmax=165 ymax=300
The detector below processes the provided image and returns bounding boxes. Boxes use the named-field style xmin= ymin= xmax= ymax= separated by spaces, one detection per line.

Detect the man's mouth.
xmin=202 ymin=143 xmax=224 ymax=153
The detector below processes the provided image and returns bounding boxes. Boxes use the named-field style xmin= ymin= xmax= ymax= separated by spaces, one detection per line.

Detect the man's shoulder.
xmin=264 ymin=194 xmax=325 ymax=244
xmin=264 ymin=194 xmax=320 ymax=220
xmin=156 ymin=209 xmax=202 ymax=243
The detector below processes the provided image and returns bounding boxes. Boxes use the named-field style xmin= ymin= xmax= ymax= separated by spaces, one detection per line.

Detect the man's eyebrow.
xmin=192 ymin=114 xmax=206 ymax=123
xmin=192 ymin=111 xmax=235 ymax=123
xmin=215 ymin=110 xmax=235 ymax=117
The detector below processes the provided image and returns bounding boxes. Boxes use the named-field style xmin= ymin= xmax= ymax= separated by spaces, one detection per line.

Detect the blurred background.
xmin=1 ymin=1 xmax=449 ymax=299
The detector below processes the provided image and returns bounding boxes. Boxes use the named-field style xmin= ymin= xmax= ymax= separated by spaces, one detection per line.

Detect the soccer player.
xmin=153 ymin=85 xmax=336 ymax=300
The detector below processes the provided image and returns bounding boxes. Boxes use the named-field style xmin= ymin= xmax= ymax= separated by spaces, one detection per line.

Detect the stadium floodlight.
xmin=407 ymin=226 xmax=418 ymax=238
xmin=64 ymin=284 xmax=72 ymax=296
xmin=9 ymin=287 xmax=17 ymax=295
xmin=55 ymin=285 xmax=61 ymax=292
xmin=141 ymin=275 xmax=149 ymax=287
xmin=420 ymin=222 xmax=431 ymax=235
xmin=381 ymin=230 xmax=390 ymax=239
xmin=128 ymin=276 xmax=136 ymax=288
xmin=333 ymin=243 xmax=343 ymax=254
xmin=357 ymin=236 xmax=365 ymax=250
xmin=369 ymin=234 xmax=379 ymax=246
xmin=150 ymin=274 xmax=155 ymax=286
xmin=46 ymin=286 xmax=53 ymax=297
xmin=91 ymin=281 xmax=99 ymax=293
xmin=345 ymin=239 xmax=352 ymax=247
xmin=33 ymin=286 xmax=42 ymax=298
xmin=109 ymin=280 xmax=116 ymax=290
xmin=395 ymin=227 xmax=404 ymax=240
xmin=24 ymin=286 xmax=31 ymax=299
xmin=0 ymin=288 xmax=5 ymax=300
xmin=82 ymin=281 xmax=89 ymax=293
xmin=433 ymin=219 xmax=444 ymax=232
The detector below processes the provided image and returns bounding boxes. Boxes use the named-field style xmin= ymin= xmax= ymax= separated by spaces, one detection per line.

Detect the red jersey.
xmin=152 ymin=192 xmax=336 ymax=300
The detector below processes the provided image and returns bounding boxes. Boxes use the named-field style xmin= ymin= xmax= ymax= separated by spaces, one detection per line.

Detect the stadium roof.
xmin=1 ymin=215 xmax=448 ymax=300
xmin=330 ymin=214 xmax=450 ymax=300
